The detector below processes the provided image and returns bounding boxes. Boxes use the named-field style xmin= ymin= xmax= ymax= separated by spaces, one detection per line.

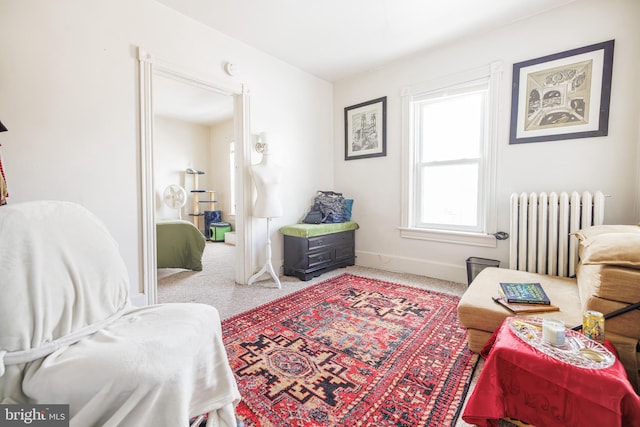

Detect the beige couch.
xmin=458 ymin=225 xmax=640 ymax=393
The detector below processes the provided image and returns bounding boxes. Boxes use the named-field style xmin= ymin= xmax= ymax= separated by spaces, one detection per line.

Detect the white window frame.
xmin=400 ymin=62 xmax=502 ymax=247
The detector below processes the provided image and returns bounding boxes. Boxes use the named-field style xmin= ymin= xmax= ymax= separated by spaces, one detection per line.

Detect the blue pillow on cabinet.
xmin=344 ymin=199 xmax=354 ymax=221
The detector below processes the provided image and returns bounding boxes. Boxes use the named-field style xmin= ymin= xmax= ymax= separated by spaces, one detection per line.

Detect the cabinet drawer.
xmin=307 ymin=231 xmax=354 ymax=251
xmin=282 ymin=228 xmax=356 ymax=281
xmin=308 ymin=249 xmax=333 ymax=269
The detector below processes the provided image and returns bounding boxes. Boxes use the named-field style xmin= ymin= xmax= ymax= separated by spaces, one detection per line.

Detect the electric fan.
xmin=163 ymin=184 xmax=187 ymax=219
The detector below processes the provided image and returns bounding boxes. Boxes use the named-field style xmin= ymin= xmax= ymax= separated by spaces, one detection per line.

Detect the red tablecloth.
xmin=463 ymin=317 xmax=640 ymax=427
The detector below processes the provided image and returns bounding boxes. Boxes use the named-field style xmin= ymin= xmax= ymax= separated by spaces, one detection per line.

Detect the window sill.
xmin=399 ymin=227 xmax=497 ymax=248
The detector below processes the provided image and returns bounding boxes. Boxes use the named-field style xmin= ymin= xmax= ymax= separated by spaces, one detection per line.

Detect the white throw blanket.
xmin=0 ymin=201 xmax=240 ymax=426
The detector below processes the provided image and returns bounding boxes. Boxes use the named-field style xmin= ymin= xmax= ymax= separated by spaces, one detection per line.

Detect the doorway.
xmin=138 ymin=48 xmax=253 ymax=304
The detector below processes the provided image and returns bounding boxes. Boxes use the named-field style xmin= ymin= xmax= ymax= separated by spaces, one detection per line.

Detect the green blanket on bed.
xmin=156 ymin=220 xmax=205 ymax=271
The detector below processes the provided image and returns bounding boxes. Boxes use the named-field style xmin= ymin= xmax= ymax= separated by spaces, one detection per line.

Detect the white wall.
xmin=333 ymin=0 xmax=640 ymax=283
xmin=209 ymin=119 xmax=235 ymax=223
xmin=5 ymin=0 xmax=635 ymax=291
xmin=153 ymin=116 xmax=213 ymax=223
xmin=0 ymin=0 xmax=333 ymax=295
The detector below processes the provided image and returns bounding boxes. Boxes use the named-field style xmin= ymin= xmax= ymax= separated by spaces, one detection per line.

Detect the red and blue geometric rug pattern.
xmin=222 ymin=274 xmax=478 ymax=426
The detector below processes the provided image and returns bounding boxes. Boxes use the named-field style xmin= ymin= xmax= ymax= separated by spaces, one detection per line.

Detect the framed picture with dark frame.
xmin=344 ymin=96 xmax=387 ymax=160
xmin=509 ymin=39 xmax=614 ymax=145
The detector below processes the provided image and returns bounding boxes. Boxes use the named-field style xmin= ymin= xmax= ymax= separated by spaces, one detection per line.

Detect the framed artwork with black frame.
xmin=344 ymin=96 xmax=387 ymax=160
xmin=509 ymin=39 xmax=614 ymax=145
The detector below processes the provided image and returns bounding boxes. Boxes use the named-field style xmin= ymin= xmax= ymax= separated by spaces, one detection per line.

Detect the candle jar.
xmin=542 ymin=318 xmax=565 ymax=346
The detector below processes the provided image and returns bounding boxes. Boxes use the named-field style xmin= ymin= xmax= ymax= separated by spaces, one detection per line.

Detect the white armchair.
xmin=0 ymin=201 xmax=240 ymax=426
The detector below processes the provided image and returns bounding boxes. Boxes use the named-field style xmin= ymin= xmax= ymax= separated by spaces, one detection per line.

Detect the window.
xmin=401 ymin=63 xmax=501 ymax=246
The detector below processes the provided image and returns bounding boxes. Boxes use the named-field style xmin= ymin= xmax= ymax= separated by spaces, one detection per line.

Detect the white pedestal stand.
xmin=248 ymin=218 xmax=281 ymax=288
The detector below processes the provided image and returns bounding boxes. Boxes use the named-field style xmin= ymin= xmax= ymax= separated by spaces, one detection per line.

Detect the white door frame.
xmin=137 ymin=47 xmax=253 ymax=305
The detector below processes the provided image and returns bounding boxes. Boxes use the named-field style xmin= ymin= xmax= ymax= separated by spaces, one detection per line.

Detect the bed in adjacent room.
xmin=156 ymin=219 xmax=206 ymax=271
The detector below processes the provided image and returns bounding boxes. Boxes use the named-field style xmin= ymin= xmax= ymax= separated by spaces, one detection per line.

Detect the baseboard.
xmin=355 ymin=250 xmax=467 ymax=284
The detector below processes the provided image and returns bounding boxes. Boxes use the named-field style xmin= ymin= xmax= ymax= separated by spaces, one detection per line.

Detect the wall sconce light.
xmin=255 ymin=132 xmax=268 ymax=153
xmin=0 ymin=120 xmax=7 ymax=132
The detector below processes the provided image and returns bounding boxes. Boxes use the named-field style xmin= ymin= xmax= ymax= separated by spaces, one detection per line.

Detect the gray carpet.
xmin=157 ymin=241 xmax=469 ymax=319
xmin=157 ymin=241 xmax=482 ymax=427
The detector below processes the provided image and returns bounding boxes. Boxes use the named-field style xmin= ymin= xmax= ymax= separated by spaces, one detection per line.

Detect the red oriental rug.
xmin=222 ymin=274 xmax=478 ymax=427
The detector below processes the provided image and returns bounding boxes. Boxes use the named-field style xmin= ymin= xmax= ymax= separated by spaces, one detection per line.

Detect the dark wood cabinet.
xmin=283 ymin=230 xmax=355 ymax=281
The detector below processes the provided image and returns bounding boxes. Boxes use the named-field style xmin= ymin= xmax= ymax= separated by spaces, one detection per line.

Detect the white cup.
xmin=542 ymin=318 xmax=565 ymax=346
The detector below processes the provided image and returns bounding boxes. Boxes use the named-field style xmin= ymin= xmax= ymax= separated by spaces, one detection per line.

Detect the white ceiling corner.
xmin=152 ymin=0 xmax=577 ymax=123
xmin=156 ymin=0 xmax=577 ymax=83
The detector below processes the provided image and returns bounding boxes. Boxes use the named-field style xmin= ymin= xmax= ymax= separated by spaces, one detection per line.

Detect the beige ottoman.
xmin=457 ymin=267 xmax=583 ymax=353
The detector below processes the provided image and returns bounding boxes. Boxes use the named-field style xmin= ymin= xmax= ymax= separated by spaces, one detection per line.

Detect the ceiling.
xmin=153 ymin=74 xmax=234 ymax=125
xmin=152 ymin=0 xmax=576 ymax=125
xmin=156 ymin=0 xmax=577 ymax=82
